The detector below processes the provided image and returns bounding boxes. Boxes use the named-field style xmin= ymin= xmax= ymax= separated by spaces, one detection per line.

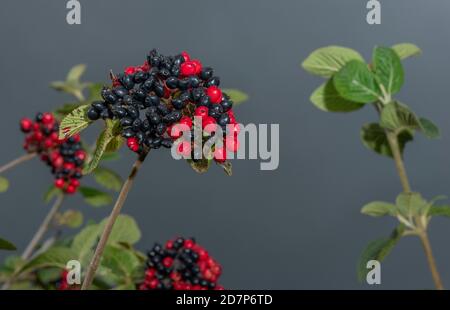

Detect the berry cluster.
xmin=20 ymin=112 xmax=85 ymax=194
xmin=139 ymin=237 xmax=224 ymax=290
xmin=86 ymin=49 xmax=240 ymax=162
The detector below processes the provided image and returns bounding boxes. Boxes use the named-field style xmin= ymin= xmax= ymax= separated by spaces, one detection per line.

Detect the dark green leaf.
xmin=20 ymin=247 xmax=78 ymax=274
xmin=333 ymin=60 xmax=381 ymax=103
xmin=361 ymin=201 xmax=396 ymax=217
xmin=357 ymin=225 xmax=405 ymax=282
xmin=372 ymin=46 xmax=404 ymax=96
xmin=99 ymin=215 xmax=141 ymax=245
xmin=58 ymin=104 xmax=92 ymax=139
xmin=429 ymin=205 xmax=450 ymax=217
xmin=0 ymin=237 xmax=16 ymax=251
xmin=83 ymin=119 xmax=121 ymax=174
xmin=418 ymin=117 xmax=440 ymax=139
xmin=380 ymin=101 xmax=420 ymax=132
xmin=101 ymin=245 xmax=140 ymax=278
xmin=101 ymin=152 xmax=121 ymax=161
xmin=105 ymin=135 xmax=124 ymax=153
xmin=310 ymin=79 xmax=365 ymax=112
xmin=391 ymin=43 xmax=422 ymax=60
xmin=78 ymin=186 xmax=113 ymax=207
xmin=93 ymin=167 xmax=123 ymax=192
xmin=302 ymin=46 xmax=365 ymax=78
xmin=360 ymin=123 xmax=413 ymax=158
xmin=0 ymin=176 xmax=9 ymax=193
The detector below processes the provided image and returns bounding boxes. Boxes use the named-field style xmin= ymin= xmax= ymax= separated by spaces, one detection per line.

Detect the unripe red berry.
xmin=202 ymin=116 xmax=217 ymax=134
xmin=125 ymin=66 xmax=137 ymax=75
xmin=75 ymin=150 xmax=86 ymax=161
xmin=163 ymin=257 xmax=173 ymax=268
xmin=127 ymin=137 xmax=139 ymax=152
xmin=44 ymin=139 xmax=53 ymax=149
xmin=140 ymin=61 xmax=150 ymax=72
xmin=194 ymin=106 xmax=209 ymax=119
xmin=180 ymin=61 xmax=196 ymax=76
xmin=70 ymin=179 xmax=80 ymax=188
xmin=54 ymin=178 xmax=65 ymax=189
xmin=41 ymin=113 xmax=54 ymax=125
xmin=191 ymin=59 xmax=202 ymax=75
xmin=181 ymin=51 xmax=190 ymax=62
xmin=177 ymin=141 xmax=191 ymax=157
xmin=63 ymin=162 xmax=75 ymax=170
xmin=213 ymin=147 xmax=227 ymax=163
xmin=206 ymin=86 xmax=222 ymax=104
xmin=65 ymin=185 xmax=77 ymax=194
xmin=184 ymin=239 xmax=195 ymax=249
xmin=179 ymin=116 xmax=193 ymax=129
xmin=20 ymin=118 xmax=33 ymax=132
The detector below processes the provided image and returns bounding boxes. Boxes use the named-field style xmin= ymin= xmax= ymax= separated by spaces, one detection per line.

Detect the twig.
xmin=0 ymin=153 xmax=36 ymax=175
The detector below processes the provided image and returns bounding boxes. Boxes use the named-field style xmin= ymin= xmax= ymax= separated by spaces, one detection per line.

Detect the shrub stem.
xmin=0 ymin=153 xmax=36 ymax=175
xmin=81 ymin=151 xmax=148 ymax=290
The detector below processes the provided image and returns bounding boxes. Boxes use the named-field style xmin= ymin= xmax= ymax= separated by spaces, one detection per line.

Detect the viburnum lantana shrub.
xmin=303 ymin=43 xmax=450 ymax=289
xmin=0 ymin=66 xmax=124 ymax=289
xmin=58 ymin=50 xmax=247 ymax=289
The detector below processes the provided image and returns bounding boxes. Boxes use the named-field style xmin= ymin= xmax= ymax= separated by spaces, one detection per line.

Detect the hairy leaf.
xmin=310 ymin=79 xmax=364 ymax=112
xmin=391 ymin=43 xmax=422 ymax=60
xmin=58 ymin=104 xmax=92 ymax=139
xmin=372 ymin=46 xmax=404 ymax=96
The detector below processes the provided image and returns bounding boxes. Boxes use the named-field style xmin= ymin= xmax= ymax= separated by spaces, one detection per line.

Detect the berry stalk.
xmin=0 ymin=153 xmax=37 ymax=175
xmin=81 ymin=151 xmax=149 ymax=290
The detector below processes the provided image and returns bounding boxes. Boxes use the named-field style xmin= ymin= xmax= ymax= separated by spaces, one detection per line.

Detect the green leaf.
xmin=67 ymin=64 xmax=86 ymax=83
xmin=78 ymin=186 xmax=113 ymax=207
xmin=309 ymin=79 xmax=365 ymax=112
xmin=372 ymin=46 xmax=404 ymax=96
xmin=54 ymin=103 xmax=83 ymax=119
xmin=71 ymin=224 xmax=101 ymax=266
xmin=105 ymin=135 xmax=124 ymax=153
xmin=56 ymin=210 xmax=83 ymax=228
xmin=86 ymin=83 xmax=104 ymax=103
xmin=333 ymin=60 xmax=381 ymax=103
xmin=99 ymin=215 xmax=141 ymax=245
xmin=0 ymin=237 xmax=16 ymax=251
xmin=101 ymin=152 xmax=121 ymax=161
xmin=361 ymin=201 xmax=396 ymax=217
xmin=360 ymin=123 xmax=413 ymax=158
xmin=302 ymin=46 xmax=365 ymax=78
xmin=58 ymin=104 xmax=92 ymax=139
xmin=83 ymin=119 xmax=121 ymax=174
xmin=20 ymin=247 xmax=78 ymax=274
xmin=0 ymin=176 xmax=9 ymax=193
xmin=429 ymin=205 xmax=450 ymax=217
xmin=187 ymin=158 xmax=211 ymax=174
xmin=391 ymin=43 xmax=422 ymax=60
xmin=418 ymin=117 xmax=440 ymax=139
xmin=396 ymin=192 xmax=428 ymax=217
xmin=93 ymin=167 xmax=123 ymax=192
xmin=43 ymin=185 xmax=63 ymax=204
xmin=357 ymin=225 xmax=405 ymax=282
xmin=101 ymin=245 xmax=140 ymax=278
xmin=222 ymin=89 xmax=249 ymax=106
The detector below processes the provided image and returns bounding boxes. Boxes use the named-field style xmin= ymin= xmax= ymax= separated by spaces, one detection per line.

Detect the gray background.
xmin=1 ymin=0 xmax=450 ymax=289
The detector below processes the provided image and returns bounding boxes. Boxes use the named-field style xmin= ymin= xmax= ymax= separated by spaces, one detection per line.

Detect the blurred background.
xmin=1 ymin=0 xmax=450 ymax=289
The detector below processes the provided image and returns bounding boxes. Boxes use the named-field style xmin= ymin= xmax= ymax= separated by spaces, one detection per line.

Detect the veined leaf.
xmin=302 ymin=46 xmax=365 ymax=78
xmin=59 ymin=104 xmax=92 ymax=139
xmin=187 ymin=158 xmax=211 ymax=174
xmin=98 ymin=215 xmax=141 ymax=245
xmin=429 ymin=205 xmax=450 ymax=218
xmin=20 ymin=247 xmax=78 ymax=274
xmin=360 ymin=123 xmax=413 ymax=158
xmin=78 ymin=186 xmax=113 ymax=207
xmin=372 ymin=46 xmax=404 ymax=96
xmin=391 ymin=43 xmax=422 ymax=60
xmin=310 ymin=79 xmax=364 ymax=112
xmin=93 ymin=167 xmax=123 ymax=191
xmin=361 ymin=201 xmax=396 ymax=217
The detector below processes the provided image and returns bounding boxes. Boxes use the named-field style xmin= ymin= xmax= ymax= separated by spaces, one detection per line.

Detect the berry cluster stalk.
xmin=1 ymin=194 xmax=65 ymax=290
xmin=378 ymin=103 xmax=444 ymax=290
xmin=0 ymin=153 xmax=36 ymax=175
xmin=81 ymin=151 xmax=149 ymax=290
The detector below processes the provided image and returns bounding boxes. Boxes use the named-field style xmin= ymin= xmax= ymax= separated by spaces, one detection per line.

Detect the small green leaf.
xmin=380 ymin=101 xmax=420 ymax=132
xmin=43 ymin=185 xmax=63 ymax=204
xmin=101 ymin=245 xmax=140 ymax=278
xmin=372 ymin=46 xmax=404 ymax=96
xmin=391 ymin=43 xmax=422 ymax=60
xmin=56 ymin=210 xmax=83 ymax=228
xmin=72 ymin=224 xmax=101 ymax=265
xmin=0 ymin=237 xmax=16 ymax=251
xmin=0 ymin=176 xmax=9 ymax=193
xmin=302 ymin=46 xmax=365 ymax=78
xmin=20 ymin=247 xmax=78 ymax=274
xmin=105 ymin=135 xmax=124 ymax=153
xmin=78 ymin=186 xmax=113 ymax=207
xmin=93 ymin=167 xmax=123 ymax=192
xmin=360 ymin=123 xmax=413 ymax=158
xmin=310 ymin=79 xmax=365 ymax=112
xmin=67 ymin=64 xmax=86 ymax=83
xmin=54 ymin=103 xmax=83 ymax=119
xmin=418 ymin=117 xmax=440 ymax=139
xmin=99 ymin=215 xmax=141 ymax=245
xmin=222 ymin=89 xmax=249 ymax=106
xmin=83 ymin=119 xmax=121 ymax=174
xmin=59 ymin=104 xmax=92 ymax=139
xmin=333 ymin=60 xmax=381 ymax=103
xmin=101 ymin=152 xmax=121 ymax=161
xmin=396 ymin=192 xmax=428 ymax=217
xmin=429 ymin=205 xmax=450 ymax=217
xmin=187 ymin=158 xmax=211 ymax=174
xmin=357 ymin=225 xmax=405 ymax=282
xmin=361 ymin=201 xmax=396 ymax=217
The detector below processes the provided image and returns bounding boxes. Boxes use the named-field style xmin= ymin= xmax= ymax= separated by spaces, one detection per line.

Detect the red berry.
xmin=125 ymin=66 xmax=137 ymax=75
xmin=70 ymin=179 xmax=80 ymax=187
xmin=168 ymin=124 xmax=183 ymax=139
xmin=63 ymin=162 xmax=75 ymax=170
xmin=184 ymin=239 xmax=195 ymax=249
xmin=75 ymin=150 xmax=86 ymax=161
xmin=179 ymin=116 xmax=193 ymax=129
xmin=181 ymin=51 xmax=190 ymax=62
xmin=166 ymin=240 xmax=174 ymax=249
xmin=20 ymin=118 xmax=33 ymax=132
xmin=53 ymin=156 xmax=64 ymax=168
xmin=33 ymin=131 xmax=43 ymax=141
xmin=177 ymin=141 xmax=191 ymax=157
xmin=127 ymin=137 xmax=139 ymax=152
xmin=163 ymin=257 xmax=173 ymax=268
xmin=42 ymin=113 xmax=54 ymax=125
xmin=225 ymin=135 xmax=239 ymax=153
xmin=44 ymin=139 xmax=53 ymax=148
xmin=214 ymin=147 xmax=227 ymax=163
xmin=206 ymin=86 xmax=222 ymax=104
xmin=191 ymin=59 xmax=202 ymax=75
xmin=139 ymin=61 xmax=150 ymax=72
xmin=65 ymin=185 xmax=77 ymax=194
xmin=194 ymin=106 xmax=209 ymax=119
xmin=50 ymin=132 xmax=59 ymax=142
xmin=202 ymin=116 xmax=217 ymax=134
xmin=180 ymin=61 xmax=196 ymax=76
xmin=54 ymin=178 xmax=65 ymax=189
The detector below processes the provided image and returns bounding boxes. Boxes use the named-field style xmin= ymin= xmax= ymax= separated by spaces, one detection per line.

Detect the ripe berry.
xmin=206 ymin=86 xmax=222 ymax=104
xmin=20 ymin=118 xmax=33 ymax=133
xmin=65 ymin=185 xmax=77 ymax=194
xmin=180 ymin=61 xmax=196 ymax=76
xmin=179 ymin=116 xmax=193 ymax=129
xmin=127 ymin=137 xmax=140 ymax=152
xmin=54 ymin=178 xmax=65 ymax=189
xmin=194 ymin=106 xmax=209 ymax=118
xmin=181 ymin=51 xmax=190 ymax=62
xmin=42 ymin=113 xmax=54 ymax=125
xmin=202 ymin=116 xmax=217 ymax=134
